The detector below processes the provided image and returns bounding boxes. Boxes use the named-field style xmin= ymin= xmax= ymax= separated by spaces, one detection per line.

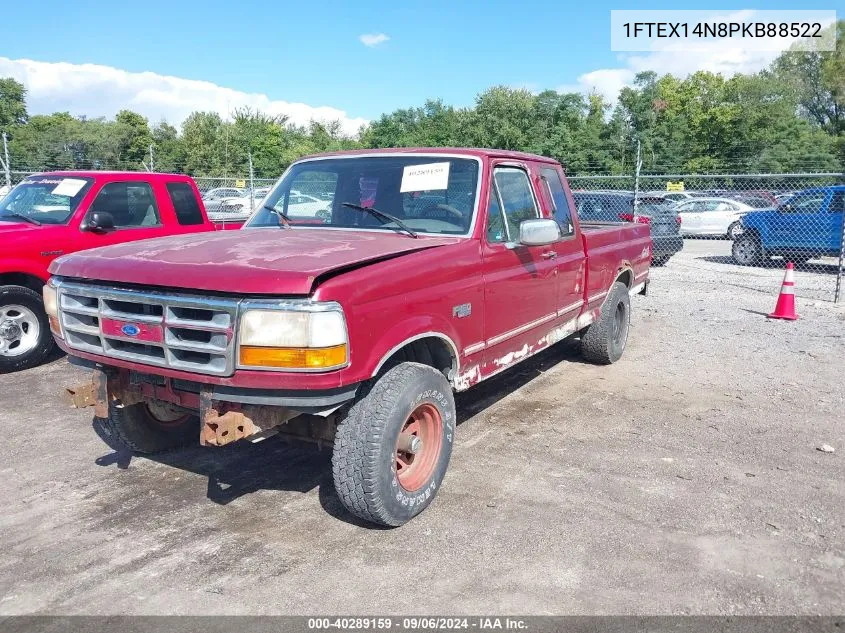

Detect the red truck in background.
xmin=48 ymin=148 xmax=651 ymax=526
xmin=0 ymin=172 xmax=243 ymax=372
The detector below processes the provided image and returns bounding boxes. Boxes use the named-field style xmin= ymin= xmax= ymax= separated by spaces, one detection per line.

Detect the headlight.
xmin=42 ymin=282 xmax=61 ymax=337
xmin=237 ymin=306 xmax=348 ymax=370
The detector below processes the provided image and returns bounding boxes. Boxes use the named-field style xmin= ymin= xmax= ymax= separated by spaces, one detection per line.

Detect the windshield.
xmin=778 ymin=191 xmax=827 ymax=212
xmin=0 ymin=176 xmax=94 ymax=225
xmin=246 ymin=156 xmax=480 ymax=235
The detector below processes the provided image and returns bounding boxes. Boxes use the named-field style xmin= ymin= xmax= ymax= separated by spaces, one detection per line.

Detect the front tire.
xmin=97 ymin=400 xmax=198 ymax=454
xmin=732 ymin=234 xmax=763 ymax=266
xmin=332 ymin=362 xmax=455 ymax=527
xmin=0 ymin=285 xmax=55 ymax=373
xmin=581 ymin=281 xmax=631 ymax=365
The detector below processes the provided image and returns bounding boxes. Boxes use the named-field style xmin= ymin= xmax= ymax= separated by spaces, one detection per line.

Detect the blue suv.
xmin=732 ymin=186 xmax=845 ymax=266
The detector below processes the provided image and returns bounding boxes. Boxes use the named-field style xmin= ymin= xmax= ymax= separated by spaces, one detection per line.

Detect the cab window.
xmin=492 ymin=167 xmax=538 ymax=241
xmin=88 ymin=182 xmax=160 ymax=228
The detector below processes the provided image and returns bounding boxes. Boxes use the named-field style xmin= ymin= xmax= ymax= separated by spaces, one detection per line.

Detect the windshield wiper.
xmin=0 ymin=213 xmax=41 ymax=226
xmin=341 ymin=203 xmax=418 ymax=238
xmin=264 ymin=204 xmax=291 ymax=228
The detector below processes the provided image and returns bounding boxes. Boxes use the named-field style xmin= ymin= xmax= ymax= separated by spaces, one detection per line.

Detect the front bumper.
xmin=69 ymin=355 xmax=359 ymax=413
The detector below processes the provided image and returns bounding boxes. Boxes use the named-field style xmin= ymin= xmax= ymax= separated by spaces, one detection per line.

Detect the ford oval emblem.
xmin=121 ymin=324 xmax=141 ymax=337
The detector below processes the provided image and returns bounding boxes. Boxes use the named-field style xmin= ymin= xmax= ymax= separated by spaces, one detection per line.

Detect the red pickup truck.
xmin=48 ymin=148 xmax=651 ymax=526
xmin=0 ymin=171 xmax=242 ymax=372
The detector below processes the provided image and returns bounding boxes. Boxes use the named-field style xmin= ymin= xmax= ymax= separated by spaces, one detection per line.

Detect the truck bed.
xmin=581 ymin=221 xmax=651 ymax=298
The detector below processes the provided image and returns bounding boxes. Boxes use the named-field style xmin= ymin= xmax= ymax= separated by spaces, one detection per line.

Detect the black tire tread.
xmin=97 ymin=401 xmax=196 ymax=454
xmin=581 ymin=281 xmax=630 ymax=365
xmin=0 ymin=284 xmax=55 ymax=373
xmin=331 ymin=362 xmax=452 ymax=527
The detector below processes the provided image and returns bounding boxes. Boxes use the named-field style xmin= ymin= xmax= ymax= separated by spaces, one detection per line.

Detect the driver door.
xmin=78 ymin=180 xmax=171 ymax=248
xmin=771 ymin=191 xmax=828 ymax=249
xmin=677 ymin=200 xmax=703 ymax=234
xmin=481 ymin=164 xmax=559 ymax=371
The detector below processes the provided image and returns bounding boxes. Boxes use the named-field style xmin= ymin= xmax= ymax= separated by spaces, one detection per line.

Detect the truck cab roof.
xmin=298 ymin=147 xmax=561 ymax=166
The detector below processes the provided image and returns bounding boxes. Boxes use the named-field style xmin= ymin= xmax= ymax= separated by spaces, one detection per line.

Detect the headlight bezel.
xmin=236 ymin=300 xmax=349 ymax=372
xmin=42 ymin=280 xmax=62 ymax=337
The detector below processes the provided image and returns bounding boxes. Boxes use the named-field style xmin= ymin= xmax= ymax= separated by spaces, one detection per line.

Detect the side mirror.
xmin=779 ymin=204 xmax=792 ymax=213
xmin=82 ymin=211 xmax=116 ymax=233
xmin=518 ymin=218 xmax=561 ymax=246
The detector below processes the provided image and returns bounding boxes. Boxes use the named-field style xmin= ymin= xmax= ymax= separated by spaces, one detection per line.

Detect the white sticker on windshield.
xmin=400 ymin=162 xmax=450 ymax=193
xmin=51 ymin=178 xmax=87 ymax=197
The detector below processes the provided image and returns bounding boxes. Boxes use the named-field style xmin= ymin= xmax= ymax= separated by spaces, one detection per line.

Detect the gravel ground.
xmin=0 ymin=245 xmax=843 ymax=616
xmin=676 ymin=239 xmax=842 ymax=301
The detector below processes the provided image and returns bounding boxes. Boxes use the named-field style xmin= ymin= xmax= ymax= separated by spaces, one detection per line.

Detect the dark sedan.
xmin=572 ymin=192 xmax=684 ymax=266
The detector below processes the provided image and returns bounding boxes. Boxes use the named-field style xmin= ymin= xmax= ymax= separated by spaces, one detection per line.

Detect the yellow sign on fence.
xmin=666 ymin=181 xmax=685 ymax=192
xmin=235 ymin=179 xmax=246 ymax=188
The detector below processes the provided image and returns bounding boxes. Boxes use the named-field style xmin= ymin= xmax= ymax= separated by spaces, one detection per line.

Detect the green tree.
xmin=772 ymin=21 xmax=844 ymax=136
xmin=0 ymin=77 xmax=28 ymax=130
xmin=114 ymin=110 xmax=153 ymax=168
xmin=151 ymin=121 xmax=185 ymax=172
xmin=180 ymin=111 xmax=226 ymax=176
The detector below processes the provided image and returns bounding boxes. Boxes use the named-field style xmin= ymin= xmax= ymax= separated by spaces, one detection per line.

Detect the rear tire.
xmin=581 ymin=281 xmax=631 ymax=365
xmin=0 ymin=285 xmax=56 ymax=373
xmin=727 ymin=222 xmax=743 ymax=240
xmin=332 ymin=362 xmax=455 ymax=527
xmin=97 ymin=400 xmax=198 ymax=454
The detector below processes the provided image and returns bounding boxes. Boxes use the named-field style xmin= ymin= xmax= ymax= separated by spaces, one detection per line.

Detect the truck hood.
xmin=50 ymin=228 xmax=463 ymax=295
xmin=0 ymin=220 xmax=40 ymax=235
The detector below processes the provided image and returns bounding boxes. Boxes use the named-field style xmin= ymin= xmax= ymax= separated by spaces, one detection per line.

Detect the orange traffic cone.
xmin=768 ymin=262 xmax=798 ymax=320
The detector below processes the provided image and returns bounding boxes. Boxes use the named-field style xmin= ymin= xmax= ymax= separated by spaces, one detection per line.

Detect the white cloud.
xmin=578 ymin=9 xmax=838 ymax=104
xmin=359 ymin=33 xmax=390 ymax=47
xmin=563 ymin=46 xmax=782 ymax=106
xmin=0 ymin=57 xmax=369 ymax=136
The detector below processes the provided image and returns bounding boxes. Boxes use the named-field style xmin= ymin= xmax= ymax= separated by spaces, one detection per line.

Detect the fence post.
xmin=0 ymin=132 xmax=10 ymax=189
xmin=836 ymin=212 xmax=845 ymax=303
xmin=248 ymin=150 xmax=255 ymax=212
xmin=632 ymin=139 xmax=642 ymax=217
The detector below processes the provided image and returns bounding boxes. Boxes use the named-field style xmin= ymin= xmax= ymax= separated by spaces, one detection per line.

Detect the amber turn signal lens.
xmin=239 ymin=344 xmax=347 ymax=369
xmin=48 ymin=316 xmax=62 ymax=337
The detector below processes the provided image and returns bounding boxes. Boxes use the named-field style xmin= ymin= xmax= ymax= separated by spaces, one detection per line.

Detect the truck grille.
xmin=57 ymin=282 xmax=239 ymax=376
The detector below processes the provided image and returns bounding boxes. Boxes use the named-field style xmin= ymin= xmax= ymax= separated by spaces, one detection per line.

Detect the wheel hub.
xmin=0 ymin=304 xmax=40 ymax=358
xmin=394 ymin=403 xmax=443 ymax=492
xmin=0 ymin=320 xmax=21 ymax=341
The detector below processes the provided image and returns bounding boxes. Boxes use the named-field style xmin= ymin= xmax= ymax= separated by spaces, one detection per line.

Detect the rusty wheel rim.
xmin=145 ymin=402 xmax=191 ymax=429
xmin=395 ymin=403 xmax=443 ymax=492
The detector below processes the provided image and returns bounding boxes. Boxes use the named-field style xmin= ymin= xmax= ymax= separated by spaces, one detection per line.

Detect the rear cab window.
xmin=167 ymin=182 xmax=205 ymax=225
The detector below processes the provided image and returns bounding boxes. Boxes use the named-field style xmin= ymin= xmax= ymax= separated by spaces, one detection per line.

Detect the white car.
xmin=217 ymin=188 xmax=272 ymax=215
xmin=202 ymin=187 xmax=244 ymax=201
xmin=645 ymin=190 xmax=695 ymax=203
xmin=675 ymin=197 xmax=754 ymax=239
xmin=287 ymin=193 xmax=330 ymax=219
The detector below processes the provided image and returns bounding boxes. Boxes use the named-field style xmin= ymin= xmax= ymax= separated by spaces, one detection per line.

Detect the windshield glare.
xmin=246 ymin=156 xmax=480 ymax=235
xmin=0 ymin=176 xmax=94 ymax=225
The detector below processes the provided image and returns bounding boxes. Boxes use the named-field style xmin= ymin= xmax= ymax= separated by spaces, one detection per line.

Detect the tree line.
xmin=1 ymin=22 xmax=842 ymax=178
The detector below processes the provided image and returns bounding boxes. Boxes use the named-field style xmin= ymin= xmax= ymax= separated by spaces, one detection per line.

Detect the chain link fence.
xmin=569 ymin=173 xmax=845 ymax=302
xmin=5 ymin=168 xmax=844 ymax=301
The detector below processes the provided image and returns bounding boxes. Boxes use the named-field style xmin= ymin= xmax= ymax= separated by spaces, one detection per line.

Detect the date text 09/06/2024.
xmin=622 ymin=22 xmax=824 ymax=39
xmin=306 ymin=617 xmax=528 ymax=630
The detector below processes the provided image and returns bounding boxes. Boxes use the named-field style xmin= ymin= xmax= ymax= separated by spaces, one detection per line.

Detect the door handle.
xmin=542 ymin=251 xmax=557 ymax=260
